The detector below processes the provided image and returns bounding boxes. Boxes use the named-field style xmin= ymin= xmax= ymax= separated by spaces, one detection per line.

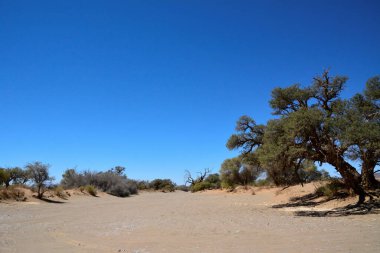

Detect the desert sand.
xmin=1 ymin=185 xmax=379 ymax=253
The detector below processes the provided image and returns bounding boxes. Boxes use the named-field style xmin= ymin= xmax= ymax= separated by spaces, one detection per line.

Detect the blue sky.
xmin=1 ymin=0 xmax=379 ymax=184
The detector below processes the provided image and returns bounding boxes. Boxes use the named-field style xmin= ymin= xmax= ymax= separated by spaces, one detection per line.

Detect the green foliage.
xmin=204 ymin=173 xmax=221 ymax=189
xmin=190 ymin=181 xmax=212 ymax=192
xmin=108 ymin=166 xmax=126 ymax=176
xmin=136 ymin=180 xmax=150 ymax=190
xmin=26 ymin=162 xmax=53 ymax=199
xmin=364 ymin=76 xmax=380 ymax=100
xmin=189 ymin=173 xmax=221 ymax=192
xmin=221 ymin=181 xmax=234 ymax=190
xmin=60 ymin=168 xmax=138 ymax=197
xmin=61 ymin=169 xmax=79 ymax=189
xmin=149 ymin=179 xmax=176 ymax=192
xmin=0 ymin=168 xmax=10 ymax=187
xmin=220 ymin=158 xmax=240 ymax=189
xmin=0 ymin=167 xmax=29 ymax=187
xmin=315 ymin=179 xmax=349 ymax=198
xmin=300 ymin=163 xmax=330 ymax=183
xmin=226 ymin=116 xmax=265 ymax=153
xmin=227 ymin=71 xmax=380 ymax=201
xmin=9 ymin=167 xmax=29 ymax=185
xmin=220 ymin=154 xmax=262 ymax=189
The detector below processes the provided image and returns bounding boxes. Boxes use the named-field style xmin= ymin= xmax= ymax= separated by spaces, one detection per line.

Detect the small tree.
xmin=26 ymin=162 xmax=53 ymax=199
xmin=0 ymin=168 xmax=11 ymax=187
xmin=109 ymin=166 xmax=126 ymax=176
xmin=9 ymin=167 xmax=29 ymax=185
xmin=184 ymin=168 xmax=211 ymax=186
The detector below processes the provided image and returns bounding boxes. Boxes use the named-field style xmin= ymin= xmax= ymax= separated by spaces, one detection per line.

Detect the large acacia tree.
xmin=227 ymin=71 xmax=379 ymax=204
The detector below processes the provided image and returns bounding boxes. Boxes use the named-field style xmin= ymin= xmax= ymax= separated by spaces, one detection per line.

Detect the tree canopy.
xmin=227 ymin=71 xmax=380 ymax=204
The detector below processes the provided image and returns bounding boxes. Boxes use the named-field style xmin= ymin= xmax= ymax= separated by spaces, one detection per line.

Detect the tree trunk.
xmin=326 ymin=154 xmax=366 ymax=205
xmin=37 ymin=185 xmax=43 ymax=199
xmin=361 ymin=161 xmax=380 ymax=190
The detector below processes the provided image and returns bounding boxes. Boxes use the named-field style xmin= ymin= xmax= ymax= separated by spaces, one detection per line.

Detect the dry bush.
xmin=149 ymin=179 xmax=176 ymax=192
xmin=315 ymin=179 xmax=351 ymax=198
xmin=54 ymin=186 xmax=68 ymax=199
xmin=85 ymin=185 xmax=97 ymax=196
xmin=0 ymin=186 xmax=26 ymax=201
xmin=61 ymin=169 xmax=138 ymax=197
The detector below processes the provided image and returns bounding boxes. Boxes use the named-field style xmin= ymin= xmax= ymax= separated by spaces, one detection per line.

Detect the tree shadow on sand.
xmin=32 ymin=196 xmax=66 ymax=204
xmin=272 ymin=192 xmax=380 ymax=217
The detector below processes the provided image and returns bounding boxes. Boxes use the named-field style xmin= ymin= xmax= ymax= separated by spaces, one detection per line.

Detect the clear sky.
xmin=1 ymin=0 xmax=379 ymax=184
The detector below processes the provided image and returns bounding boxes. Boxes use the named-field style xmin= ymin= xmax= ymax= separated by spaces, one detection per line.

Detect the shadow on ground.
xmin=272 ymin=193 xmax=380 ymax=217
xmin=32 ymin=196 xmax=67 ymax=204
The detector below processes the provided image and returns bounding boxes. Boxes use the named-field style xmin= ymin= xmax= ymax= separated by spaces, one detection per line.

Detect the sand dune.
xmin=0 ymin=185 xmax=379 ymax=253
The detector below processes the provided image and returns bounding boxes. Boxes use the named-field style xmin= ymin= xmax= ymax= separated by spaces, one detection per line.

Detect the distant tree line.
xmin=1 ymin=161 xmax=186 ymax=201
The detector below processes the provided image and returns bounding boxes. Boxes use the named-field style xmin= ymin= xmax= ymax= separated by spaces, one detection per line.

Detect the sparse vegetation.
xmin=26 ymin=162 xmax=53 ymax=199
xmin=0 ymin=186 xmax=26 ymax=201
xmin=185 ymin=169 xmax=222 ymax=192
xmin=61 ymin=167 xmax=138 ymax=197
xmin=190 ymin=181 xmax=212 ymax=192
xmin=149 ymin=179 xmax=176 ymax=192
xmin=315 ymin=179 xmax=351 ymax=199
xmin=85 ymin=185 xmax=97 ymax=196
xmin=53 ymin=186 xmax=68 ymax=199
xmin=136 ymin=180 xmax=150 ymax=190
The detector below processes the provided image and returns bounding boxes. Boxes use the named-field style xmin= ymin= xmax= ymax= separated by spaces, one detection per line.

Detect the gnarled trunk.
xmin=326 ymin=153 xmax=366 ymax=205
xmin=361 ymin=161 xmax=380 ymax=190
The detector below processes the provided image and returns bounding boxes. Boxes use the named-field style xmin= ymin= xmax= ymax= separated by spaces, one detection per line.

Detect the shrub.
xmin=54 ymin=186 xmax=68 ymax=199
xmin=204 ymin=173 xmax=221 ymax=189
xmin=136 ymin=180 xmax=150 ymax=190
xmin=108 ymin=183 xmax=130 ymax=197
xmin=190 ymin=181 xmax=212 ymax=192
xmin=85 ymin=185 xmax=97 ymax=196
xmin=61 ymin=169 xmax=138 ymax=197
xmin=315 ymin=179 xmax=349 ymax=198
xmin=149 ymin=179 xmax=176 ymax=192
xmin=0 ymin=187 xmax=26 ymax=201
xmin=221 ymin=180 xmax=235 ymax=190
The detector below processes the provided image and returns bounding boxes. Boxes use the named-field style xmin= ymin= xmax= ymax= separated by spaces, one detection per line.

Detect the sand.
xmin=0 ymin=186 xmax=379 ymax=253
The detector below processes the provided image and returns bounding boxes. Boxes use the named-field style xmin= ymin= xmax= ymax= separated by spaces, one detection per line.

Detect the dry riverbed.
xmin=1 ymin=186 xmax=379 ymax=253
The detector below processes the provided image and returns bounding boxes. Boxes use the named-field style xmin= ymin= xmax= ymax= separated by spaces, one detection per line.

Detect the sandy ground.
xmin=1 ymin=186 xmax=379 ymax=253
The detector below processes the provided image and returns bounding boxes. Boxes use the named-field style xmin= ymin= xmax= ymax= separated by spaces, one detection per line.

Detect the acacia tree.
xmin=220 ymin=154 xmax=263 ymax=188
xmin=227 ymin=71 xmax=379 ymax=204
xmin=0 ymin=167 xmax=29 ymax=187
xmin=26 ymin=162 xmax=53 ymax=199
xmin=337 ymin=77 xmax=380 ymax=189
